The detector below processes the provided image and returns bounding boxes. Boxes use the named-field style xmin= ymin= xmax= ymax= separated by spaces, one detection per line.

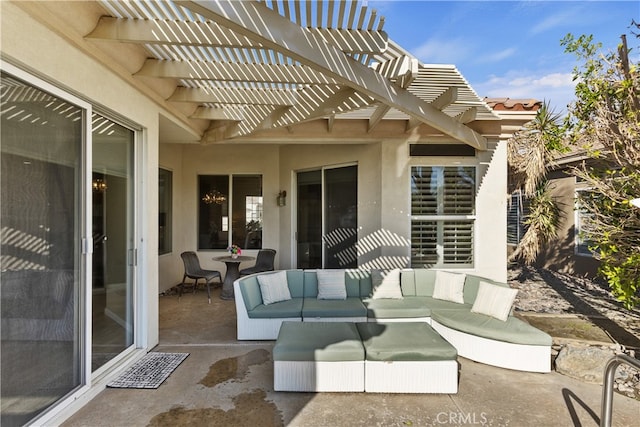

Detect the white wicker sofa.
xmin=234 ymin=268 xmax=552 ymax=373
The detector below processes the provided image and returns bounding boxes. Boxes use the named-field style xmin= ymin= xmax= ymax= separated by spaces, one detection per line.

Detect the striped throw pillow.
xmin=432 ymin=270 xmax=466 ymax=304
xmin=371 ymin=268 xmax=403 ymax=299
xmin=257 ymin=271 xmax=291 ymax=305
xmin=471 ymin=281 xmax=517 ymax=321
xmin=316 ymin=270 xmax=347 ymax=300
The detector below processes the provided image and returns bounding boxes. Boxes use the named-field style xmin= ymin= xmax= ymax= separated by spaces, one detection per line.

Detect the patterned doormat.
xmin=107 ymin=352 xmax=189 ymax=389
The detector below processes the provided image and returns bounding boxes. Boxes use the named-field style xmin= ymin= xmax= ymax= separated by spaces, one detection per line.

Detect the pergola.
xmin=79 ymin=0 xmax=499 ymax=149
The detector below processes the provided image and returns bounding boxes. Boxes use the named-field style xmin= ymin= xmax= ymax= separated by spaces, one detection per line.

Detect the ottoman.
xmin=356 ymin=322 xmax=459 ymax=393
xmin=273 ymin=321 xmax=365 ymax=392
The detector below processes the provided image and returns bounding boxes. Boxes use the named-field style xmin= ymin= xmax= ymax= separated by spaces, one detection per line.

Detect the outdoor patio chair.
xmin=239 ymin=248 xmax=276 ymax=276
xmin=180 ymin=251 xmax=222 ymax=304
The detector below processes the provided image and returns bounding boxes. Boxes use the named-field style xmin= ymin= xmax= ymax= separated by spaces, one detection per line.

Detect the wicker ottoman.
xmin=273 ymin=321 xmax=365 ymax=392
xmin=356 ymin=322 xmax=459 ymax=393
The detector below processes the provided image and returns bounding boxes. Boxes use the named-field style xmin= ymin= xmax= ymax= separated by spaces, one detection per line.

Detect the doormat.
xmin=107 ymin=352 xmax=189 ymax=389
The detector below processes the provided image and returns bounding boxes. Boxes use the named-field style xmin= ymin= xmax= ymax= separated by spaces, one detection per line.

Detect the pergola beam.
xmin=136 ymin=59 xmax=335 ymax=85
xmin=177 ymin=0 xmax=487 ymax=150
xmin=87 ymin=16 xmax=257 ymax=47
xmin=190 ymin=106 xmax=244 ymax=121
xmin=456 ymin=107 xmax=478 ymax=124
xmin=430 ymin=87 xmax=458 ymax=110
xmin=169 ymin=86 xmax=296 ymax=106
xmin=87 ymin=16 xmax=387 ymax=55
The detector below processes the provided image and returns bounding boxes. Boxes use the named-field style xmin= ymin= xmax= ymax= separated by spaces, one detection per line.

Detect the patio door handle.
xmin=128 ymin=248 xmax=137 ymax=266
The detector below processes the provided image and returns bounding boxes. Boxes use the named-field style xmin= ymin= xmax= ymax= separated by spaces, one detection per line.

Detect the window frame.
xmin=158 ymin=167 xmax=173 ymax=255
xmin=409 ymin=165 xmax=476 ymax=269
xmin=574 ymin=187 xmax=596 ymax=257
xmin=197 ymin=174 xmax=263 ymax=251
xmin=507 ymin=190 xmax=529 ymax=246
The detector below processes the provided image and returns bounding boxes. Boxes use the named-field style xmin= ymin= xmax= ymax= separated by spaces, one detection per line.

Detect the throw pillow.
xmin=257 ymin=271 xmax=291 ymax=305
xmin=432 ymin=270 xmax=466 ymax=304
xmin=471 ymin=281 xmax=518 ymax=321
xmin=316 ymin=270 xmax=347 ymax=300
xmin=371 ymin=269 xmax=403 ymax=299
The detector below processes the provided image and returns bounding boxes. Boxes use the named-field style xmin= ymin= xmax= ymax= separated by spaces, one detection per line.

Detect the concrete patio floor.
xmin=62 ymin=286 xmax=640 ymax=427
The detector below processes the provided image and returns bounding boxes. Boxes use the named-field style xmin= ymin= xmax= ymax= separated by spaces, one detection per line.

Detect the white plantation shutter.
xmin=411 ymin=166 xmax=475 ymax=268
xmin=507 ymin=191 xmax=528 ymax=245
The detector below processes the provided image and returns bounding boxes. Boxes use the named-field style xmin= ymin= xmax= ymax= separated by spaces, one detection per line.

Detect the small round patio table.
xmin=213 ymin=255 xmax=255 ymax=300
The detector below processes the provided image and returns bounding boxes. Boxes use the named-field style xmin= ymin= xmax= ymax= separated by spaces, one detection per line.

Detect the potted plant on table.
xmin=227 ymin=244 xmax=242 ymax=259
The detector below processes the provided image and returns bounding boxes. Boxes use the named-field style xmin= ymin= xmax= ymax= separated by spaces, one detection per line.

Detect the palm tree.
xmin=508 ymin=101 xmax=565 ymax=264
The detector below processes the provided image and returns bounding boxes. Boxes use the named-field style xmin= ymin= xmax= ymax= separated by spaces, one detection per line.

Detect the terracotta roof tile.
xmin=483 ymin=97 xmax=541 ymax=111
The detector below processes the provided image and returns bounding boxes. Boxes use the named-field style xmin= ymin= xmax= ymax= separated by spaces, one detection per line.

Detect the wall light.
xmin=277 ymin=190 xmax=287 ymax=207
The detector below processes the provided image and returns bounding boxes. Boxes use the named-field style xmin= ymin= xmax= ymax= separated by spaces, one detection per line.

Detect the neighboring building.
xmin=0 ymin=2 xmax=536 ymax=425
xmin=506 ymin=152 xmax=601 ymax=277
xmin=487 ymin=96 xmax=600 ymax=276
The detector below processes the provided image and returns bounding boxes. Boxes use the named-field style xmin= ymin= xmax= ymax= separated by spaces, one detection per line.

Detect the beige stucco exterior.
xmin=1 ymin=1 xmax=531 ymax=424
xmin=158 ymin=133 xmax=509 ymax=292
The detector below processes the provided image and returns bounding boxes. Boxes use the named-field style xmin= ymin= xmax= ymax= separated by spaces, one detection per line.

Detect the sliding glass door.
xmin=296 ymin=165 xmax=357 ymax=269
xmin=91 ymin=114 xmax=136 ymax=372
xmin=1 ymin=69 xmax=139 ymax=426
xmin=1 ymin=72 xmax=84 ymax=427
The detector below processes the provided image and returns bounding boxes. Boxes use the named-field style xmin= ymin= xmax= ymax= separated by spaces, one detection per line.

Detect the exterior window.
xmin=411 ymin=166 xmax=475 ymax=268
xmin=575 ymin=190 xmax=595 ymax=256
xmin=198 ymin=175 xmax=262 ymax=250
xmin=507 ymin=191 xmax=528 ymax=245
xmin=158 ymin=168 xmax=172 ymax=255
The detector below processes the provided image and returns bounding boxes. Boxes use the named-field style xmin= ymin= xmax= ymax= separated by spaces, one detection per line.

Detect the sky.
xmin=370 ymin=0 xmax=639 ymax=113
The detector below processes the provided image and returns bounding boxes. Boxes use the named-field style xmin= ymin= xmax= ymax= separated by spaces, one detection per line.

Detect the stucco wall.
xmin=171 ymin=144 xmax=281 ymax=284
xmin=158 ymin=142 xmax=185 ymax=292
xmin=534 ymin=174 xmax=599 ymax=277
xmin=162 ymin=136 xmax=508 ymax=282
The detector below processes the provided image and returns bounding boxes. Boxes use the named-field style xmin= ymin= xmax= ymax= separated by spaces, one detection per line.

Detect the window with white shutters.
xmin=411 ymin=166 xmax=475 ymax=268
xmin=507 ymin=191 xmax=528 ymax=245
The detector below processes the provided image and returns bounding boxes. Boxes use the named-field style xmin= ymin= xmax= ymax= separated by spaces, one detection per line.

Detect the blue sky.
xmin=371 ymin=0 xmax=639 ymax=112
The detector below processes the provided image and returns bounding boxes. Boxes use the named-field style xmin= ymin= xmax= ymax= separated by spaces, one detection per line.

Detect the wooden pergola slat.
xmin=177 ymin=0 xmax=487 ymax=149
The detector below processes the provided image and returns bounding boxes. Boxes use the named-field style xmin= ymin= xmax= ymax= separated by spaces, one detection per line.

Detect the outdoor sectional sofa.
xmin=234 ymin=268 xmax=552 ymax=374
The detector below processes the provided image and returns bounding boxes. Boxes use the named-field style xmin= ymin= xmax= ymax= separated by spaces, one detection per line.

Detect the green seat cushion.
xmin=302 ymin=297 xmax=367 ymax=318
xmin=247 ymin=298 xmax=303 ymax=319
xmin=363 ymin=297 xmax=432 ymax=319
xmin=273 ymin=322 xmax=364 ymax=361
xmin=422 ymin=297 xmax=472 ymax=311
xmin=356 ymin=322 xmax=457 ymax=361
xmin=431 ymin=310 xmax=552 ymax=346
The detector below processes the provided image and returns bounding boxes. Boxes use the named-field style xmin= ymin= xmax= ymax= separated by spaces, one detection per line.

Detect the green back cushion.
xmin=400 ymin=269 xmax=416 ymax=296
xmin=286 ymin=270 xmax=305 ymax=298
xmin=239 ymin=276 xmax=263 ymax=311
xmin=463 ymin=274 xmax=506 ymax=304
xmin=344 ymin=269 xmax=370 ymax=297
xmin=400 ymin=269 xmax=437 ymax=297
xmin=414 ymin=269 xmax=436 ymax=296
xmin=303 ymin=271 xmax=318 ymax=297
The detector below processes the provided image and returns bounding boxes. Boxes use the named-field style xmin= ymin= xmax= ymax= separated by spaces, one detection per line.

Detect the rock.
xmin=555 ymin=345 xmax=616 ymax=384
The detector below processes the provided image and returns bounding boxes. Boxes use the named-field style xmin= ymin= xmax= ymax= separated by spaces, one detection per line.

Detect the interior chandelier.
xmin=202 ymin=190 xmax=226 ymax=205
xmin=92 ymin=178 xmax=107 ymax=192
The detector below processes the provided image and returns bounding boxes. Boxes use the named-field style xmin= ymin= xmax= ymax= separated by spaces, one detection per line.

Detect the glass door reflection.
xmin=91 ymin=114 xmax=135 ymax=371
